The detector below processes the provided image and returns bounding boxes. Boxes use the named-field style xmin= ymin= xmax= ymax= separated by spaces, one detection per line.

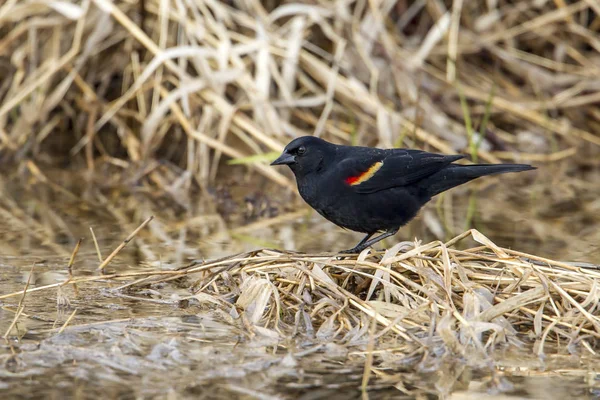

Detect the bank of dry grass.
xmin=1 ymin=0 xmax=599 ymax=260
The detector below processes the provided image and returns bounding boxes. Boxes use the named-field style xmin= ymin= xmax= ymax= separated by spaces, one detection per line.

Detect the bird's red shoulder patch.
xmin=345 ymin=161 xmax=383 ymax=186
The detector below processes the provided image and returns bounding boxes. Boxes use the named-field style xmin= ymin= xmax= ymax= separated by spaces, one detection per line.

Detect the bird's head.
xmin=271 ymin=136 xmax=334 ymax=177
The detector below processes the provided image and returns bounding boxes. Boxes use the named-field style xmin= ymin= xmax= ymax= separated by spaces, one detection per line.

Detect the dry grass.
xmin=1 ymin=1 xmax=599 ymax=180
xmin=1 ymin=1 xmax=599 ymax=262
xmin=3 ymin=228 xmax=599 ymax=360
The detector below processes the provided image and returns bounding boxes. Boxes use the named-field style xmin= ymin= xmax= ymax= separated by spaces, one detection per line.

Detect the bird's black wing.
xmin=339 ymin=149 xmax=464 ymax=194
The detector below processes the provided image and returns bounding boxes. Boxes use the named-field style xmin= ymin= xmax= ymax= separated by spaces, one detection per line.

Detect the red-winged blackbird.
xmin=271 ymin=136 xmax=535 ymax=253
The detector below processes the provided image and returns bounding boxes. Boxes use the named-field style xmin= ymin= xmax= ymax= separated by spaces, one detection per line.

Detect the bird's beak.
xmin=271 ymin=151 xmax=295 ymax=166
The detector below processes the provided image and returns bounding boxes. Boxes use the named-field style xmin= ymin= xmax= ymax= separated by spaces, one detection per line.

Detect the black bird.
xmin=271 ymin=136 xmax=535 ymax=253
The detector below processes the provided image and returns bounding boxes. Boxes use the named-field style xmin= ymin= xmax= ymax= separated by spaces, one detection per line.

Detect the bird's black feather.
xmin=271 ymin=136 xmax=535 ymax=253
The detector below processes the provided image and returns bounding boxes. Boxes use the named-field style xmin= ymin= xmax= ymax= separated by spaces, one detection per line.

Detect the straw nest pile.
xmin=177 ymin=230 xmax=600 ymax=358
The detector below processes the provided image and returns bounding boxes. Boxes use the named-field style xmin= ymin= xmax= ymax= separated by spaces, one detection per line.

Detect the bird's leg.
xmin=341 ymin=228 xmax=398 ymax=254
xmin=341 ymin=233 xmax=373 ymax=254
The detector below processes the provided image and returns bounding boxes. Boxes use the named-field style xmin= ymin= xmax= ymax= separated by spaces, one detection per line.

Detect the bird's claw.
xmin=336 ymin=247 xmax=365 ymax=259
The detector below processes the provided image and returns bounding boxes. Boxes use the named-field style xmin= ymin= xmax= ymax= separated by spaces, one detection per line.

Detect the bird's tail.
xmin=418 ymin=163 xmax=535 ymax=200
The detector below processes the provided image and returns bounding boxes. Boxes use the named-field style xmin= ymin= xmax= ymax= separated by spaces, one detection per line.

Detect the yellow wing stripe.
xmin=347 ymin=161 xmax=383 ymax=186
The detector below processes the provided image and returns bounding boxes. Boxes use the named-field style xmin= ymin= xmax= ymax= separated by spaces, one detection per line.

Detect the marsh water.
xmin=1 ymin=164 xmax=599 ymax=399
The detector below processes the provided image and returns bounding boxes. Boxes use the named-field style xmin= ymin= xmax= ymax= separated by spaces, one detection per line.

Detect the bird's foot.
xmin=338 ymin=245 xmax=368 ymax=257
xmin=339 ymin=229 xmax=399 ymax=257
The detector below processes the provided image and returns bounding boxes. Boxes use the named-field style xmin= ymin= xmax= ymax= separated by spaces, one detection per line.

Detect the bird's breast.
xmin=296 ymin=177 xmax=319 ymax=205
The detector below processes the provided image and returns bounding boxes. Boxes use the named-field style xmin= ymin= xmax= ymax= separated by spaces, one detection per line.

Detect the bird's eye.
xmin=297 ymin=146 xmax=306 ymax=155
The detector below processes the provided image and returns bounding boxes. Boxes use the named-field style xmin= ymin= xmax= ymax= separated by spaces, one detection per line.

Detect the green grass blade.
xmin=228 ymin=152 xmax=281 ymax=165
xmin=457 ymin=84 xmax=477 ymax=162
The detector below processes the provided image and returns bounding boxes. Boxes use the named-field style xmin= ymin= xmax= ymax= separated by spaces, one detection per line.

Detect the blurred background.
xmin=1 ymin=0 xmax=599 ymax=264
